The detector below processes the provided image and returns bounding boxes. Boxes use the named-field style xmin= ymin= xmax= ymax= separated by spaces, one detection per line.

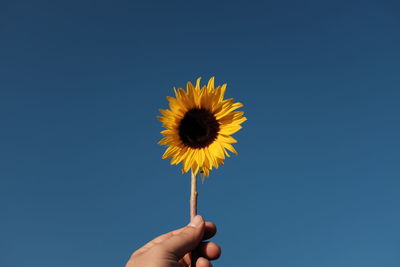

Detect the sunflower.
xmin=157 ymin=77 xmax=246 ymax=178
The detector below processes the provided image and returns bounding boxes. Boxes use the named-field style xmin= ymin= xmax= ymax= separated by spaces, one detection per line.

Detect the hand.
xmin=125 ymin=215 xmax=221 ymax=267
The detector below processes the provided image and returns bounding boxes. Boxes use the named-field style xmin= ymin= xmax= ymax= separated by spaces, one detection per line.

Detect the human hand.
xmin=125 ymin=215 xmax=221 ymax=267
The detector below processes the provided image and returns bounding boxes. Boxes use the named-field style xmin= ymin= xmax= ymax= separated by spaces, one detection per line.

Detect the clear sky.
xmin=1 ymin=0 xmax=399 ymax=266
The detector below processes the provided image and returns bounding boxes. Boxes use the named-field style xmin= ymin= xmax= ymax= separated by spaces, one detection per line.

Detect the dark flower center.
xmin=179 ymin=108 xmax=220 ymax=148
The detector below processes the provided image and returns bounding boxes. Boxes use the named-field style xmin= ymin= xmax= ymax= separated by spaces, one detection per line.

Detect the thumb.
xmin=161 ymin=215 xmax=205 ymax=259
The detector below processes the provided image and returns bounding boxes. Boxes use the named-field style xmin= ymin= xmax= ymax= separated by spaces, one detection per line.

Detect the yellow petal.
xmin=217 ymin=134 xmax=237 ymax=144
xmin=210 ymin=142 xmax=225 ymax=161
xmin=160 ymin=129 xmax=174 ymax=136
xmin=219 ymin=124 xmax=242 ymax=135
xmin=207 ymin=77 xmax=214 ymax=90
xmin=204 ymin=147 xmax=217 ymax=168
xmin=183 ymin=149 xmax=195 ymax=173
xmin=200 ymin=90 xmax=212 ymax=110
xmin=197 ymin=148 xmax=205 ymax=167
xmin=215 ymin=102 xmax=243 ymax=120
xmin=203 ymin=149 xmax=211 ymax=169
xmin=195 ymin=77 xmax=202 ymax=90
xmin=191 ymin=161 xmax=199 ymax=176
xmin=162 ymin=146 xmax=179 ymax=159
xmin=171 ymin=146 xmax=188 ymax=165
xmin=232 ymin=116 xmax=247 ymax=125
xmin=223 ymin=143 xmax=238 ymax=155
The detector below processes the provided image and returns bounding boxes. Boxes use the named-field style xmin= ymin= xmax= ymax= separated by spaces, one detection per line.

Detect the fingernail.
xmin=189 ymin=215 xmax=203 ymax=227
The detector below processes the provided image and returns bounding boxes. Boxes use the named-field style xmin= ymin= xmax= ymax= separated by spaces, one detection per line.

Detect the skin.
xmin=125 ymin=215 xmax=221 ymax=267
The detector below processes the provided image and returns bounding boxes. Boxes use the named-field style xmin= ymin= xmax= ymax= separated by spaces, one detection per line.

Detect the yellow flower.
xmin=157 ymin=77 xmax=246 ymax=178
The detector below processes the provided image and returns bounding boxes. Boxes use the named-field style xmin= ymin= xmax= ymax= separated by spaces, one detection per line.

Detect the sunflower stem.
xmin=190 ymin=170 xmax=198 ymax=267
xmin=190 ymin=170 xmax=198 ymax=219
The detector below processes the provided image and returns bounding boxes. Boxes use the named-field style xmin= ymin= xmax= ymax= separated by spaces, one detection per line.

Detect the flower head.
xmin=158 ymin=77 xmax=246 ymax=178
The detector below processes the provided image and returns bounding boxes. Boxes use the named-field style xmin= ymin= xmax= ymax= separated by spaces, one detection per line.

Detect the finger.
xmin=160 ymin=215 xmax=205 ymax=259
xmin=196 ymin=257 xmax=212 ymax=267
xmin=178 ymin=257 xmax=189 ymax=267
xmin=198 ymin=241 xmax=221 ymax=260
xmin=180 ymin=253 xmax=191 ymax=266
xmin=136 ymin=226 xmax=186 ymax=254
xmin=203 ymin=222 xmax=217 ymax=240
xmin=148 ymin=226 xmax=186 ymax=245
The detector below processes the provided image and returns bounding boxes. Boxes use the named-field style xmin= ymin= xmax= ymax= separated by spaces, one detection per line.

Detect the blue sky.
xmin=1 ymin=0 xmax=399 ymax=266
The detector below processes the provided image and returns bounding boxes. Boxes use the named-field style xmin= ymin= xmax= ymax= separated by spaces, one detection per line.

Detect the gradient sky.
xmin=1 ymin=1 xmax=400 ymax=266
